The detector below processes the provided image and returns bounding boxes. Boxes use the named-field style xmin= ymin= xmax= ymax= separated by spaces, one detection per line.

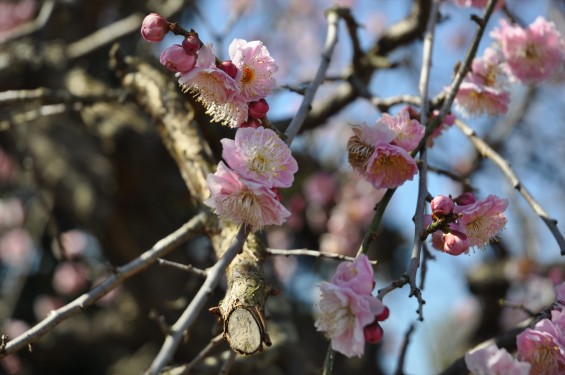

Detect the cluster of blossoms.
xmin=141 ymin=14 xmax=295 ymax=231
xmin=141 ymin=13 xmax=277 ymax=128
xmin=455 ymin=16 xmax=565 ymax=117
xmin=315 ymin=255 xmax=389 ymax=358
xmin=423 ymin=192 xmax=508 ymax=255
xmin=465 ymin=282 xmax=565 ymax=374
xmin=346 ymin=107 xmax=423 ymax=190
xmin=346 ymin=107 xmax=456 ymax=190
xmin=205 ymin=126 xmax=298 ymax=231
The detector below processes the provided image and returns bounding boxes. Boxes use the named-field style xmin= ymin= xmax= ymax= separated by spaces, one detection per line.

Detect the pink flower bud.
xmin=364 ymin=321 xmax=384 ymax=344
xmin=248 ymin=99 xmax=270 ymax=119
xmin=443 ymin=230 xmax=469 ymax=256
xmin=159 ymin=45 xmax=196 ymax=73
xmin=182 ymin=35 xmax=200 ymax=55
xmin=431 ymin=195 xmax=454 ymax=217
xmin=220 ymin=60 xmax=238 ymax=78
xmin=141 ymin=13 xmax=168 ymax=43
xmin=240 ymin=117 xmax=262 ymax=129
xmin=375 ymin=306 xmax=389 ymax=321
xmin=454 ymin=192 xmax=476 ymax=206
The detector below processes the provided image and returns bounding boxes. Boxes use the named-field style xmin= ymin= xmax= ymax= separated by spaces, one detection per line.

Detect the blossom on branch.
xmin=517 ymin=319 xmax=565 ymax=375
xmin=229 ymin=39 xmax=278 ymax=101
xmin=221 ymin=126 xmax=297 ymax=188
xmin=491 ymin=17 xmax=565 ymax=84
xmin=426 ymin=193 xmax=508 ymax=255
xmin=454 ymin=194 xmax=508 ymax=249
xmin=315 ymin=255 xmax=387 ymax=358
xmin=455 ymin=48 xmax=510 ymax=117
xmin=204 ymin=162 xmax=290 ymax=231
xmin=347 ymin=121 xmax=418 ymax=190
xmin=378 ymin=107 xmax=425 ymax=152
xmin=178 ymin=44 xmax=247 ymax=127
xmin=465 ymin=342 xmax=530 ymax=375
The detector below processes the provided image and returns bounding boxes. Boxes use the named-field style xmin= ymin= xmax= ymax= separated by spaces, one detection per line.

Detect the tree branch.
xmin=455 ymin=119 xmax=565 ymax=255
xmin=0 ymin=211 xmax=208 ymax=359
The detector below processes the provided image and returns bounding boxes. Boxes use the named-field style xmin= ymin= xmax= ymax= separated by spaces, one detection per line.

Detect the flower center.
xmin=241 ymin=66 xmax=255 ymax=83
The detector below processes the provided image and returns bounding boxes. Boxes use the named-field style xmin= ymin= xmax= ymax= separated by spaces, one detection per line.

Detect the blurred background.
xmin=1 ymin=0 xmax=565 ymax=374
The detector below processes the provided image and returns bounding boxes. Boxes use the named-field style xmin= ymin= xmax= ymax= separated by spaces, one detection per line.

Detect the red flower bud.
xmin=454 ymin=192 xmax=476 ymax=206
xmin=248 ymin=99 xmax=270 ymax=119
xmin=220 ymin=60 xmax=238 ymax=79
xmin=375 ymin=306 xmax=389 ymax=321
xmin=364 ymin=321 xmax=384 ymax=344
xmin=431 ymin=195 xmax=454 ymax=217
xmin=141 ymin=13 xmax=168 ymax=43
xmin=182 ymin=35 xmax=200 ymax=55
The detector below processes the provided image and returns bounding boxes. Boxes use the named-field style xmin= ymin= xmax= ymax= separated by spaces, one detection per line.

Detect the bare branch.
xmin=394 ymin=323 xmax=416 ymax=375
xmin=0 ymin=212 xmax=208 ymax=359
xmin=265 ymin=248 xmax=377 ymax=264
xmin=157 ymin=258 xmax=208 ymax=278
xmin=147 ymin=225 xmax=251 ymax=374
xmin=283 ymin=7 xmax=341 ymax=144
xmin=455 ymin=119 xmax=565 ymax=255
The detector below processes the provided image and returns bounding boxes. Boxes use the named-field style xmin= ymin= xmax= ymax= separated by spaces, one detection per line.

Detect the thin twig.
xmin=403 ymin=0 xmax=440 ymax=322
xmin=219 ymin=350 xmax=237 ymax=375
xmin=265 ymin=248 xmax=377 ymax=264
xmin=394 ymin=323 xmax=416 ymax=375
xmin=157 ymin=258 xmax=208 ymax=278
xmin=455 ymin=119 xmax=565 ymax=255
xmin=178 ymin=334 xmax=225 ymax=374
xmin=421 ymin=161 xmax=475 ymax=191
xmin=146 ymin=225 xmax=251 ymax=375
xmin=416 ymin=0 xmax=499 ymax=150
xmin=283 ymin=7 xmax=341 ymax=144
xmin=0 ymin=212 xmax=208 ymax=359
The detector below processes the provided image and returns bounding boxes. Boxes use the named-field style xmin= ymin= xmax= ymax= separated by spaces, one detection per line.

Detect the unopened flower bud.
xmin=220 ymin=60 xmax=238 ymax=78
xmin=248 ymin=99 xmax=269 ymax=119
xmin=375 ymin=306 xmax=389 ymax=321
xmin=141 ymin=13 xmax=168 ymax=43
xmin=240 ymin=117 xmax=262 ymax=129
xmin=159 ymin=45 xmax=196 ymax=73
xmin=364 ymin=321 xmax=384 ymax=344
xmin=431 ymin=195 xmax=454 ymax=217
xmin=443 ymin=230 xmax=469 ymax=256
xmin=182 ymin=35 xmax=200 ymax=55
xmin=454 ymin=192 xmax=476 ymax=206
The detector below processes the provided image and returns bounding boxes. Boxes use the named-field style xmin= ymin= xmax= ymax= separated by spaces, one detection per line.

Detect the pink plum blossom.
xmin=178 ymin=44 xmax=247 ymax=127
xmin=229 ymin=39 xmax=278 ymax=101
xmin=428 ymin=111 xmax=456 ymax=147
xmin=465 ymin=342 xmax=530 ymax=375
xmin=160 ymin=45 xmax=196 ymax=73
xmin=315 ymin=281 xmax=384 ymax=357
xmin=364 ymin=142 xmax=418 ymax=189
xmin=221 ymin=127 xmax=297 ymax=188
xmin=141 ymin=13 xmax=168 ymax=43
xmin=454 ymin=195 xmax=508 ymax=249
xmin=378 ymin=108 xmax=425 ymax=152
xmin=491 ymin=17 xmax=565 ymax=83
xmin=204 ymin=162 xmax=290 ymax=231
xmin=517 ymin=319 xmax=565 ymax=375
xmin=330 ymin=254 xmax=375 ymax=295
